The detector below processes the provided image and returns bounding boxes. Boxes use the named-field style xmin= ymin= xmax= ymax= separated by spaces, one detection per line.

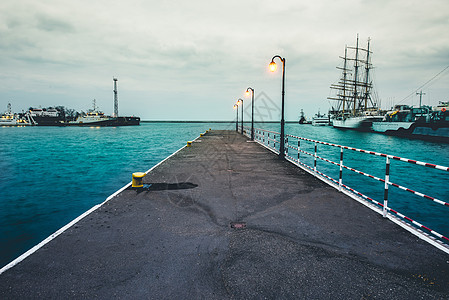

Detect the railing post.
xmin=383 ymin=156 xmax=390 ymax=218
xmin=268 ymin=133 xmax=270 ymax=146
xmin=297 ymin=139 xmax=300 ymax=161
xmin=339 ymin=147 xmax=344 ymax=192
xmin=285 ymin=137 xmax=288 ymax=157
xmin=314 ymin=142 xmax=317 ymax=172
xmin=274 ymin=134 xmax=276 ymax=149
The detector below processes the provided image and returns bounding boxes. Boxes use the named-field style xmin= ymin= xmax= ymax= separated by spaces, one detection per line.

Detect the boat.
xmin=67 ymin=100 xmax=140 ymax=126
xmin=328 ymin=35 xmax=383 ymax=130
xmin=68 ymin=111 xmax=116 ymax=126
xmin=0 ymin=103 xmax=30 ymax=126
xmin=27 ymin=107 xmax=64 ymax=126
xmin=311 ymin=111 xmax=330 ymax=126
xmin=67 ymin=100 xmax=116 ymax=126
xmin=372 ymin=102 xmax=449 ymax=142
xmin=298 ymin=109 xmax=310 ymax=124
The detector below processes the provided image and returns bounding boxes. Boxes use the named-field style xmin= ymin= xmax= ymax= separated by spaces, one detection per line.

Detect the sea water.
xmin=1 ymin=122 xmax=448 ymax=267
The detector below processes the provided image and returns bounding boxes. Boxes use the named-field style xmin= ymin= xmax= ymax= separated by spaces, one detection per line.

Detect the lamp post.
xmin=233 ymin=104 xmax=238 ymax=132
xmin=269 ymin=55 xmax=286 ymax=159
xmin=237 ymin=98 xmax=244 ymax=134
xmin=246 ymin=87 xmax=255 ymax=140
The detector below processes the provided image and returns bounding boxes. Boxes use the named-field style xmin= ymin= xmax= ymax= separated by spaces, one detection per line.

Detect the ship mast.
xmin=364 ymin=38 xmax=371 ymax=110
xmin=113 ymin=78 xmax=118 ymax=117
xmin=342 ymin=46 xmax=348 ymax=115
xmin=328 ymin=35 xmax=377 ymax=119
xmin=352 ymin=34 xmax=360 ymax=116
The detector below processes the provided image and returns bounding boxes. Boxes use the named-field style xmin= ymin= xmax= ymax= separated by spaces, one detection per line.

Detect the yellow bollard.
xmin=187 ymin=141 xmax=192 ymax=147
xmin=132 ymin=172 xmax=146 ymax=188
xmin=209 ymin=128 xmax=211 ymax=131
xmin=200 ymin=133 xmax=204 ymax=137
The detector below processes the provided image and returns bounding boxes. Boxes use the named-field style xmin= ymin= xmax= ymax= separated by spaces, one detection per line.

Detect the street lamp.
xmin=233 ymin=104 xmax=238 ymax=132
xmin=246 ymin=87 xmax=255 ymax=140
xmin=269 ymin=55 xmax=286 ymax=159
xmin=237 ymin=98 xmax=244 ymax=134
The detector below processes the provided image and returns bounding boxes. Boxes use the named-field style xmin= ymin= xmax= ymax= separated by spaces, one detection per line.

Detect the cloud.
xmin=0 ymin=0 xmax=448 ymax=120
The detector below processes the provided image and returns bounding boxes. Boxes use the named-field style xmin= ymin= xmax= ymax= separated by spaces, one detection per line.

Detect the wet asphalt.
xmin=0 ymin=130 xmax=448 ymax=299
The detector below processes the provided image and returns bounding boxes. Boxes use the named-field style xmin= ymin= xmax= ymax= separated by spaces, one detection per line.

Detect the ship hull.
xmin=0 ymin=117 xmax=30 ymax=126
xmin=67 ymin=116 xmax=140 ymax=126
xmin=113 ymin=117 xmax=140 ymax=126
xmin=372 ymin=122 xmax=449 ymax=143
xmin=332 ymin=116 xmax=382 ymax=131
xmin=372 ymin=122 xmax=414 ymax=133
xmin=0 ymin=121 xmax=30 ymax=126
xmin=32 ymin=116 xmax=65 ymax=126
xmin=312 ymin=118 xmax=330 ymax=126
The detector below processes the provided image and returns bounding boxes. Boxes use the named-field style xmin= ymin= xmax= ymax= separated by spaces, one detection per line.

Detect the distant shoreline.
xmin=141 ymin=120 xmax=299 ymax=124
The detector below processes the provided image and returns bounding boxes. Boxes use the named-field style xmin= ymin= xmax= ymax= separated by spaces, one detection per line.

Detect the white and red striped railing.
xmin=246 ymin=127 xmax=449 ymax=253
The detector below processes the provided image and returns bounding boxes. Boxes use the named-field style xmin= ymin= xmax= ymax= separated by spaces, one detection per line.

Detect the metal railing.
xmin=248 ymin=127 xmax=449 ymax=253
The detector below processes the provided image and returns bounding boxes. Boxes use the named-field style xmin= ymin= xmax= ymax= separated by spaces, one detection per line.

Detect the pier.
xmin=1 ymin=130 xmax=448 ymax=298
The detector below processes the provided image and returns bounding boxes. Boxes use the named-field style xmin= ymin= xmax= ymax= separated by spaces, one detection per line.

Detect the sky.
xmin=1 ymin=0 xmax=448 ymax=121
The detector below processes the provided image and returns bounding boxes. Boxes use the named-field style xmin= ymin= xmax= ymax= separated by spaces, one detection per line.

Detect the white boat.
xmin=311 ymin=111 xmax=330 ymax=126
xmin=328 ymin=35 xmax=382 ymax=131
xmin=67 ymin=99 xmax=140 ymax=127
xmin=68 ymin=100 xmax=116 ymax=126
xmin=0 ymin=103 xmax=30 ymax=126
xmin=68 ymin=111 xmax=116 ymax=126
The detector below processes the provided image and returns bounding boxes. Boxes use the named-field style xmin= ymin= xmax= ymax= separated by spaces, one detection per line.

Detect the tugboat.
xmin=67 ymin=100 xmax=117 ymax=126
xmin=328 ymin=35 xmax=383 ymax=130
xmin=67 ymin=99 xmax=140 ymax=126
xmin=298 ymin=109 xmax=308 ymax=124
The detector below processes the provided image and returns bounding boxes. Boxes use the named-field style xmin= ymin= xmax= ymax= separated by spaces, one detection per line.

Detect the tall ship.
xmin=328 ymin=35 xmax=382 ymax=130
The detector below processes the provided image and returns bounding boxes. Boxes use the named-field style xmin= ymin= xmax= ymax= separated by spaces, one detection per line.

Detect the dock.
xmin=1 ymin=130 xmax=448 ymax=298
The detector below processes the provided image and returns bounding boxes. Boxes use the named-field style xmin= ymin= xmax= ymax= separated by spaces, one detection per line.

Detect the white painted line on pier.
xmin=0 ymin=134 xmax=202 ymax=275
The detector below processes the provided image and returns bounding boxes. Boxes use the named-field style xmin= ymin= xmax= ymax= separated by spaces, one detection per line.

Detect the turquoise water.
xmin=1 ymin=122 xmax=448 ymax=267
xmin=0 ymin=123 xmax=233 ymax=267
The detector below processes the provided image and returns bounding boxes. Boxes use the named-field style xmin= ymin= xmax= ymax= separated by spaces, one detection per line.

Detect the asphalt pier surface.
xmin=1 ymin=130 xmax=448 ymax=299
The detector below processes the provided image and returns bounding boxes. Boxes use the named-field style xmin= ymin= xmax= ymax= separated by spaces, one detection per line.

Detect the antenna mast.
xmin=416 ymin=90 xmax=426 ymax=108
xmin=113 ymin=78 xmax=118 ymax=117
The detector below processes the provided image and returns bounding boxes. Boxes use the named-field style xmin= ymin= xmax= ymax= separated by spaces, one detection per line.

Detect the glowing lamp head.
xmin=233 ymin=104 xmax=237 ymax=109
xmin=269 ymin=61 xmax=277 ymax=72
xmin=245 ymin=90 xmax=250 ymax=97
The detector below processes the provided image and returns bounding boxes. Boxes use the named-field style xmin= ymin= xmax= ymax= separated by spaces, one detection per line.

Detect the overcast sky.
xmin=1 ymin=0 xmax=448 ymax=121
